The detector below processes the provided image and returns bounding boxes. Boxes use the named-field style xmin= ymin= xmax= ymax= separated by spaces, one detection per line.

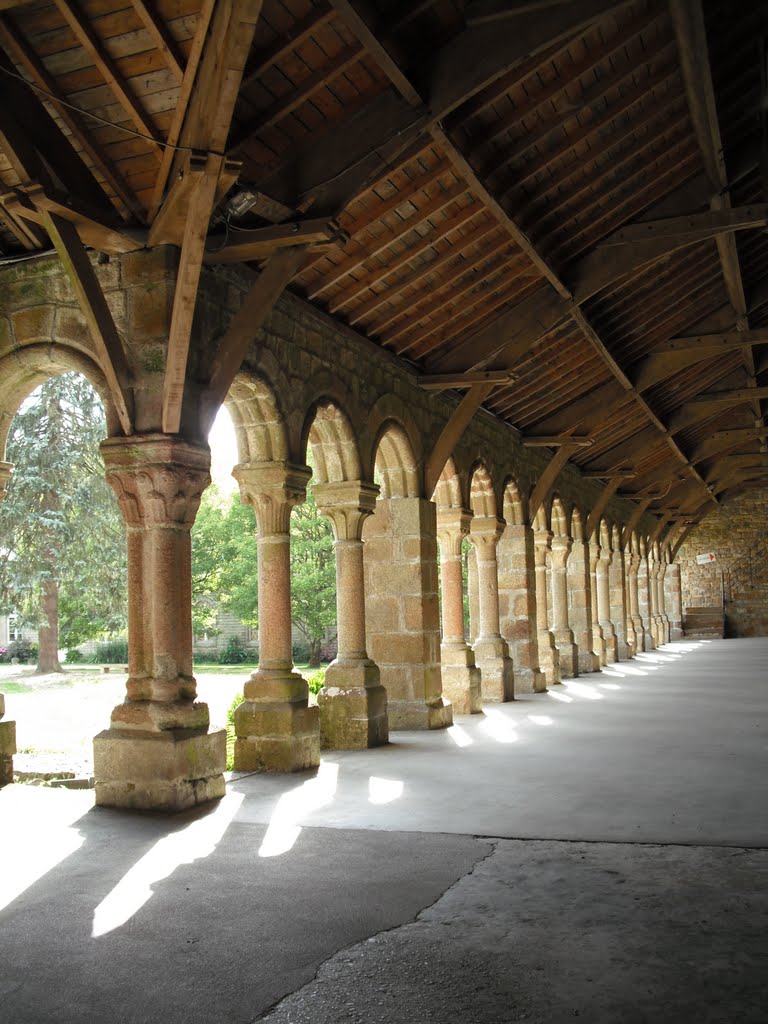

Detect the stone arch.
xmin=532 ymin=504 xmax=549 ymax=532
xmin=551 ymin=496 xmax=568 ymax=538
xmin=599 ymin=517 xmax=612 ymax=550
xmin=304 ymin=400 xmax=361 ymax=483
xmin=432 ymin=456 xmax=462 ymax=508
xmin=365 ymin=394 xmax=424 ymax=483
xmin=0 ymin=346 xmax=116 ymax=460
xmin=468 ymin=462 xmax=498 ymax=518
xmin=225 ymin=371 xmax=288 ymax=464
xmin=571 ymin=506 xmax=585 ymax=541
xmin=611 ymin=522 xmax=623 ymax=553
xmin=502 ymin=478 xmax=525 ymax=525
xmin=372 ymin=420 xmax=419 ymax=498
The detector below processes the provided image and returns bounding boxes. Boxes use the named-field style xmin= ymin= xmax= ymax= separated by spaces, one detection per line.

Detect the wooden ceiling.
xmin=0 ymin=0 xmax=766 ymax=531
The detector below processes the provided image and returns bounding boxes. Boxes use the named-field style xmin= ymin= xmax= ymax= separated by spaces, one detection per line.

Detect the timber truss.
xmin=0 ymin=0 xmax=765 ymax=550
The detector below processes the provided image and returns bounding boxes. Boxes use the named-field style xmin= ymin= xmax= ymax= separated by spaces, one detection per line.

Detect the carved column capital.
xmin=436 ymin=507 xmax=473 ymax=556
xmin=100 ymin=435 xmax=211 ymax=528
xmin=314 ymin=480 xmax=379 ymax=541
xmin=234 ymin=460 xmax=311 ymax=535
xmin=469 ymin=515 xmax=504 ymax=558
xmin=550 ymin=535 xmax=572 ymax=568
xmin=533 ymin=528 xmax=552 ymax=566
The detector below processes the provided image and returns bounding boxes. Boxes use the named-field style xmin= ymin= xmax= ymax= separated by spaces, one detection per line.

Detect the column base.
xmin=388 ymin=696 xmax=453 ymax=730
xmin=616 ymin=638 xmax=630 ymax=661
xmin=318 ymin=659 xmax=388 ymax=749
xmin=93 ymin=726 xmax=226 ymax=812
xmin=537 ymin=631 xmax=562 ymax=685
xmin=0 ymin=719 xmax=16 ymax=786
xmin=473 ymin=637 xmax=515 ymax=702
xmin=578 ymin=650 xmax=601 ymax=674
xmin=512 ymin=665 xmax=547 ymax=694
xmin=440 ymin=642 xmax=482 ymax=714
xmin=554 ymin=634 xmax=579 ymax=678
xmin=235 ymin=668 xmax=320 ymax=772
xmin=601 ymin=626 xmax=618 ymax=663
xmin=670 ymin=624 xmax=684 ymax=641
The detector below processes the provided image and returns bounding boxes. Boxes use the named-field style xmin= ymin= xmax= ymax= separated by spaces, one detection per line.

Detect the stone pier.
xmin=534 ymin=528 xmax=561 ymax=684
xmin=469 ymin=515 xmax=515 ymax=702
xmin=436 ymin=508 xmax=482 ymax=715
xmin=497 ymin=521 xmax=546 ymax=693
xmin=550 ymin=534 xmax=579 ymax=677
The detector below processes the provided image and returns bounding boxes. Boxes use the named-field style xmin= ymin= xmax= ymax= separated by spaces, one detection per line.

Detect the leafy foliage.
xmin=191 ymin=485 xmax=337 ymax=666
xmin=0 ymin=373 xmax=127 ymax=665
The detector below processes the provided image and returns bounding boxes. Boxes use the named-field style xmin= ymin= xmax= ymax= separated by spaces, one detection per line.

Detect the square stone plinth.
xmin=234 ymin=701 xmax=320 ymax=772
xmin=318 ymin=671 xmax=389 ymax=749
xmin=388 ymin=696 xmax=453 ymax=730
xmin=0 ymin=719 xmax=16 ymax=786
xmin=94 ymin=727 xmax=226 ymax=812
xmin=440 ymin=645 xmax=482 ymax=715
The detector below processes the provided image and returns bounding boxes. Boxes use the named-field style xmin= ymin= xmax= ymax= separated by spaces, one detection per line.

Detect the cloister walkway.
xmin=1 ymin=638 xmax=766 ymax=1023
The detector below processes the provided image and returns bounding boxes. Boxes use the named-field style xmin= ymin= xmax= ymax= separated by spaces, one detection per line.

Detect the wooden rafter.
xmin=0 ymin=15 xmax=141 ymax=220
xmin=42 ymin=211 xmax=133 ymax=435
xmin=129 ymin=0 xmax=184 ymax=83
xmin=52 ymin=0 xmax=162 ymax=153
xmin=425 ymin=383 xmax=496 ymax=498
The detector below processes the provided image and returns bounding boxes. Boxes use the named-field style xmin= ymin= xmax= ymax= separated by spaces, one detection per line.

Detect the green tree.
xmin=0 ymin=373 xmax=127 ymax=673
xmin=191 ymin=485 xmax=336 ymax=667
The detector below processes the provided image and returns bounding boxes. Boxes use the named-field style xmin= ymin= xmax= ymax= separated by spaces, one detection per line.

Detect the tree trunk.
xmin=308 ymin=637 xmax=322 ymax=668
xmin=35 ymin=578 xmax=63 ymax=674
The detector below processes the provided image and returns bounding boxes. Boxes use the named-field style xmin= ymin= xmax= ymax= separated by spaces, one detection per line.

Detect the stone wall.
xmin=677 ymin=488 xmax=768 ymax=637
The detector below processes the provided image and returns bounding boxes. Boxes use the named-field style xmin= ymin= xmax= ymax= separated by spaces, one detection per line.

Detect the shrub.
xmin=90 ymin=638 xmax=128 ymax=664
xmin=64 ymin=648 xmax=84 ymax=664
xmin=306 ymin=667 xmax=325 ymax=695
xmin=292 ymin=638 xmax=311 ymax=664
xmin=0 ymin=639 xmax=38 ymax=664
xmin=218 ymin=635 xmax=249 ymax=664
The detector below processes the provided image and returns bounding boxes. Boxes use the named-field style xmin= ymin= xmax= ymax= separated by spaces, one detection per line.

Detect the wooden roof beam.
xmin=523 ymin=435 xmax=593 ymax=447
xmin=586 ymin=477 xmax=625 ymax=540
xmin=42 ymin=211 xmax=133 ymax=436
xmin=204 ymin=218 xmax=346 ymax=266
xmin=3 ymin=185 xmax=143 ymax=254
xmin=425 ymin=383 xmax=496 ymax=498
xmin=417 ymin=371 xmax=514 ymax=391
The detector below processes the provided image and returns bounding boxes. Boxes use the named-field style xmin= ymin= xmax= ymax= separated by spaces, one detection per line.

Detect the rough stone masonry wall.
xmin=677 ymin=488 xmax=768 ymax=637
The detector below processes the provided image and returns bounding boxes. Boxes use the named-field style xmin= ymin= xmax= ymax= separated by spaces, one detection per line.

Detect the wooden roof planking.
xmin=0 ymin=0 xmax=766 ymax=530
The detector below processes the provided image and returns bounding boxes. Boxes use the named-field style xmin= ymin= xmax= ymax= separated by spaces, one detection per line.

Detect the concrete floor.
xmin=0 ymin=637 xmax=766 ymax=1023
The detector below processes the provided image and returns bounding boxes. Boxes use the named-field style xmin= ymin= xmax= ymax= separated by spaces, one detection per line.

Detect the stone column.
xmin=534 ymin=529 xmax=561 ymax=684
xmin=550 ymin=536 xmax=579 ymax=677
xmin=658 ymin=553 xmax=671 ymax=644
xmin=0 ymin=462 xmax=16 ymax=786
xmin=597 ymin=539 xmax=618 ymax=663
xmin=314 ymin=481 xmax=388 ymax=748
xmin=637 ymin=542 xmax=655 ymax=650
xmin=94 ymin=436 xmax=225 ymax=811
xmin=589 ymin=539 xmax=607 ymax=666
xmin=665 ymin=559 xmax=684 ymax=641
xmin=467 ymin=544 xmax=480 ymax=644
xmin=436 ymin=508 xmax=482 ymax=714
xmin=232 ymin=461 xmax=320 ymax=772
xmin=626 ymin=545 xmax=642 ymax=655
xmin=609 ymin=542 xmax=630 ymax=660
xmin=469 ymin=516 xmax=515 ymax=701
xmin=568 ymin=532 xmax=600 ymax=673
xmin=497 ymin=523 xmax=547 ymax=693
xmin=364 ymin=497 xmax=452 ymax=729
xmin=648 ymin=547 xmax=662 ymax=646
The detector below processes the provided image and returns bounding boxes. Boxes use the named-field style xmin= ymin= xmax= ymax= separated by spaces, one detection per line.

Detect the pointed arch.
xmin=468 ymin=462 xmax=497 ymax=518
xmin=226 ymin=371 xmax=288 ymax=465
xmin=373 ymin=420 xmax=419 ymax=497
xmin=502 ymin=477 xmax=525 ymax=525
xmin=551 ymin=496 xmax=568 ymax=538
xmin=304 ymin=400 xmax=361 ymax=484
xmin=432 ymin=456 xmax=463 ymax=508
xmin=571 ymin=506 xmax=585 ymax=541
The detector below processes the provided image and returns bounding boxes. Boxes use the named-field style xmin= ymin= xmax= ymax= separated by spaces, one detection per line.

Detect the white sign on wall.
xmin=696 ymin=552 xmax=716 ymax=565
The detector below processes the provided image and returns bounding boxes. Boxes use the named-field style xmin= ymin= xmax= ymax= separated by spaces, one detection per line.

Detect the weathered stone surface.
xmin=93 ymin=727 xmax=226 ymax=811
xmin=234 ymin=701 xmax=320 ymax=772
xmin=318 ymin=666 xmax=388 ymax=749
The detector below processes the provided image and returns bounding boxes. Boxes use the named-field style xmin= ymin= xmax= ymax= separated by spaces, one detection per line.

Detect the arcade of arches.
xmin=0 ymin=251 xmax=688 ymax=808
